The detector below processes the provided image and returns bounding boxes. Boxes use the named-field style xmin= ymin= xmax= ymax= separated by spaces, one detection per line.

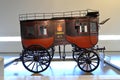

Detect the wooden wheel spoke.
xmin=91 ymin=57 xmax=98 ymax=60
xmin=92 ymin=61 xmax=98 ymax=63
xmin=32 ymin=63 xmax=35 ymax=70
xmin=79 ymin=61 xmax=85 ymax=64
xmin=89 ymin=64 xmax=92 ymax=70
xmin=39 ymin=62 xmax=44 ymax=70
xmin=91 ymin=63 xmax=96 ymax=67
xmin=26 ymin=61 xmax=34 ymax=67
xmin=36 ymin=62 xmax=39 ymax=72
xmin=82 ymin=63 xmax=86 ymax=69
xmin=86 ymin=52 xmax=89 ymax=57
xmin=89 ymin=54 xmax=95 ymax=59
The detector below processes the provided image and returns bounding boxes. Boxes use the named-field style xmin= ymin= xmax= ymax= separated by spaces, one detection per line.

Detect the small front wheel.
xmin=77 ymin=50 xmax=100 ymax=72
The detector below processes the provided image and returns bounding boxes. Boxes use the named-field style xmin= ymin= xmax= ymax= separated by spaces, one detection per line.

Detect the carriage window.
xmin=27 ymin=26 xmax=35 ymax=37
xmin=39 ymin=26 xmax=47 ymax=35
xmin=80 ymin=23 xmax=87 ymax=32
xmin=75 ymin=19 xmax=88 ymax=33
xmin=90 ymin=22 xmax=97 ymax=33
xmin=75 ymin=23 xmax=88 ymax=33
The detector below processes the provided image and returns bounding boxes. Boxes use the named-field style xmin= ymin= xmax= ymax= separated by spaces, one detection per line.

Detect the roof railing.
xmin=19 ymin=9 xmax=98 ymax=21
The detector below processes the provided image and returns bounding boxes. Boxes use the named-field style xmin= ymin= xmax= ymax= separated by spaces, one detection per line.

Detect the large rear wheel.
xmin=21 ymin=45 xmax=51 ymax=73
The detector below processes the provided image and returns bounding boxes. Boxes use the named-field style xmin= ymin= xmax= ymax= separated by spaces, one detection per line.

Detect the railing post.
xmin=79 ymin=11 xmax=81 ymax=17
xmin=43 ymin=13 xmax=45 ymax=19
xmin=71 ymin=11 xmax=73 ymax=17
xmin=52 ymin=13 xmax=54 ymax=18
xmin=34 ymin=13 xmax=36 ymax=19
xmin=26 ymin=13 xmax=28 ymax=20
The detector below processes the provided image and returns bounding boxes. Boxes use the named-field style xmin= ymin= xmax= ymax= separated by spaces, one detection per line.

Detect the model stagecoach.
xmin=19 ymin=9 xmax=107 ymax=73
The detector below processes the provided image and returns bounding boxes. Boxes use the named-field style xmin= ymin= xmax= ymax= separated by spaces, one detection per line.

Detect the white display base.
xmin=0 ymin=57 xmax=4 ymax=80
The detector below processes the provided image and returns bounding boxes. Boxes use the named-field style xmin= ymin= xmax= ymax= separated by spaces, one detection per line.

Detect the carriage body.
xmin=19 ymin=10 xmax=102 ymax=73
xmin=20 ymin=13 xmax=99 ymax=49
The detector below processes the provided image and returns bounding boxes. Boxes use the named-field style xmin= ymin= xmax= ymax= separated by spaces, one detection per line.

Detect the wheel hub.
xmin=34 ymin=56 xmax=39 ymax=61
xmin=86 ymin=59 xmax=91 ymax=64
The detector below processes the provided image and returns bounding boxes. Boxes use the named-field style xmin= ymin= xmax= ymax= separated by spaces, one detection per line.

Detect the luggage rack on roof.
xmin=19 ymin=9 xmax=98 ymax=21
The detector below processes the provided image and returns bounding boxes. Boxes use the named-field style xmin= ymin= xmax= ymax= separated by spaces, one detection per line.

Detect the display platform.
xmin=0 ymin=57 xmax=4 ymax=80
xmin=1 ymin=52 xmax=120 ymax=80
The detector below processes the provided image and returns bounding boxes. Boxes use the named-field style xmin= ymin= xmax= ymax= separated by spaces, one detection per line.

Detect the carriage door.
xmin=53 ymin=19 xmax=67 ymax=45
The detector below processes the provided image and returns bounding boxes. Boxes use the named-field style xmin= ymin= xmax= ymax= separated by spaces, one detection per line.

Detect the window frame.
xmin=90 ymin=22 xmax=98 ymax=33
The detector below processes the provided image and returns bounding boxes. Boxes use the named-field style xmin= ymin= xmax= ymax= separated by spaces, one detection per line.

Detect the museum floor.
xmin=1 ymin=52 xmax=120 ymax=80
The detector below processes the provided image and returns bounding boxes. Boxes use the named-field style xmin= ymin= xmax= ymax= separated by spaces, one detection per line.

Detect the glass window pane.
xmin=90 ymin=22 xmax=97 ymax=33
xmin=27 ymin=26 xmax=35 ymax=36
xmin=39 ymin=26 xmax=47 ymax=35
xmin=84 ymin=25 xmax=87 ymax=32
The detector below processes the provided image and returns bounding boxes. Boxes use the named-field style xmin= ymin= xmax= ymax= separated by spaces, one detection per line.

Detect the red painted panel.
xmin=66 ymin=35 xmax=98 ymax=48
xmin=22 ymin=37 xmax=54 ymax=49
